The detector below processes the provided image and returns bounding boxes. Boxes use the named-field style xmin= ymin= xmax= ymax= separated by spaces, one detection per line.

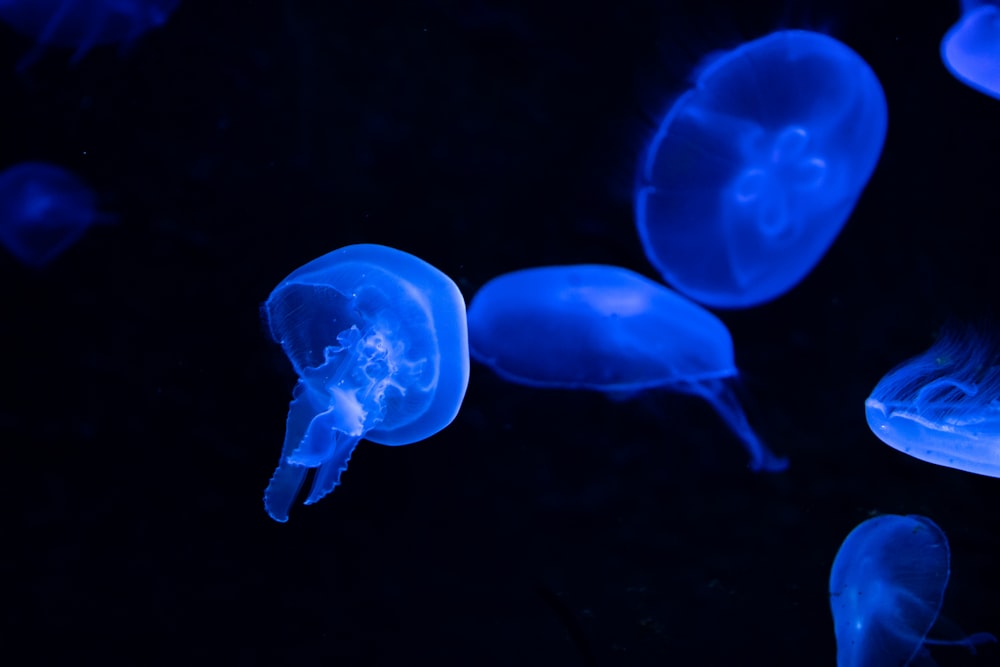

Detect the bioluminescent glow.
xmin=0 ymin=0 xmax=180 ymax=70
xmin=941 ymin=1 xmax=1000 ymax=100
xmin=0 ymin=162 xmax=109 ymax=268
xmin=829 ymin=514 xmax=995 ymax=667
xmin=635 ymin=29 xmax=887 ymax=308
xmin=467 ymin=264 xmax=788 ymax=472
xmin=263 ymin=244 xmax=469 ymax=522
xmin=866 ymin=325 xmax=1000 ymax=478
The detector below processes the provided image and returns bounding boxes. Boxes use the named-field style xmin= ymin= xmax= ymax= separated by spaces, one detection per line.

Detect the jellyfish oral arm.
xmin=690 ymin=379 xmax=789 ymax=472
xmin=263 ymin=439 xmax=357 ymax=523
xmin=915 ymin=376 xmax=980 ymax=405
xmin=286 ymin=401 xmax=363 ymax=467
xmin=263 ymin=324 xmax=398 ymax=521
xmin=263 ymin=385 xmax=363 ymax=523
xmin=922 ymin=632 xmax=999 ymax=654
xmin=262 ymin=461 xmax=308 ymax=525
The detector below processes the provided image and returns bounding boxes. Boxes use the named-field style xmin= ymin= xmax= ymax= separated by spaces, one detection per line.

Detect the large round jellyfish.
xmin=635 ymin=30 xmax=887 ymax=308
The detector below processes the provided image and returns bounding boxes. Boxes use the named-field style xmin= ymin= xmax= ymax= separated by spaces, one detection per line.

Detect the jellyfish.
xmin=941 ymin=1 xmax=1000 ymax=100
xmin=262 ymin=244 xmax=470 ymax=522
xmin=635 ymin=30 xmax=887 ymax=309
xmin=865 ymin=325 xmax=1000 ymax=478
xmin=0 ymin=161 xmax=112 ymax=268
xmin=467 ymin=264 xmax=788 ymax=472
xmin=0 ymin=0 xmax=180 ymax=70
xmin=829 ymin=514 xmax=995 ymax=667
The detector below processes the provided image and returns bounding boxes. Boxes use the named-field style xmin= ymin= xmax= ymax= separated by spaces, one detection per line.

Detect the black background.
xmin=3 ymin=0 xmax=1000 ymax=665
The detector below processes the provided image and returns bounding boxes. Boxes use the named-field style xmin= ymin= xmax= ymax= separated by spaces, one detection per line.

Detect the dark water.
xmin=3 ymin=1 xmax=999 ymax=665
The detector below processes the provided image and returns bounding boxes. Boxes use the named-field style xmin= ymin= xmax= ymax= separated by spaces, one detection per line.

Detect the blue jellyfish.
xmin=467 ymin=264 xmax=788 ymax=472
xmin=263 ymin=244 xmax=470 ymax=522
xmin=941 ymin=1 xmax=1000 ymax=100
xmin=865 ymin=325 xmax=1000 ymax=478
xmin=635 ymin=30 xmax=887 ymax=309
xmin=0 ymin=162 xmax=112 ymax=268
xmin=830 ymin=514 xmax=995 ymax=667
xmin=0 ymin=0 xmax=180 ymax=70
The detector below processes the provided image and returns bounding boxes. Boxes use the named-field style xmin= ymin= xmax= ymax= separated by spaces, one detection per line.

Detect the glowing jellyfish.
xmin=0 ymin=0 xmax=180 ymax=70
xmin=941 ymin=1 xmax=1000 ymax=100
xmin=830 ymin=514 xmax=995 ymax=667
xmin=467 ymin=264 xmax=788 ymax=472
xmin=865 ymin=325 xmax=1000 ymax=477
xmin=635 ymin=29 xmax=887 ymax=309
xmin=263 ymin=244 xmax=470 ymax=522
xmin=0 ymin=162 xmax=111 ymax=268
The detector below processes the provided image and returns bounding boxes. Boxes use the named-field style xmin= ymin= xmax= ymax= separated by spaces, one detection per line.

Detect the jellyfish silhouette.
xmin=865 ymin=325 xmax=1000 ymax=478
xmin=635 ymin=29 xmax=887 ymax=308
xmin=941 ymin=1 xmax=1000 ymax=100
xmin=467 ymin=264 xmax=787 ymax=472
xmin=829 ymin=514 xmax=996 ymax=667
xmin=0 ymin=161 xmax=112 ymax=268
xmin=0 ymin=0 xmax=180 ymax=70
xmin=262 ymin=244 xmax=470 ymax=522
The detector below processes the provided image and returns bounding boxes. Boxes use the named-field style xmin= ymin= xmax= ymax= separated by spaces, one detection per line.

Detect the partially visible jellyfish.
xmin=941 ymin=1 xmax=1000 ymax=100
xmin=829 ymin=514 xmax=996 ymax=667
xmin=865 ymin=325 xmax=1000 ymax=478
xmin=0 ymin=0 xmax=180 ymax=70
xmin=0 ymin=161 xmax=112 ymax=268
xmin=467 ymin=264 xmax=788 ymax=472
xmin=635 ymin=30 xmax=887 ymax=308
xmin=263 ymin=244 xmax=470 ymax=522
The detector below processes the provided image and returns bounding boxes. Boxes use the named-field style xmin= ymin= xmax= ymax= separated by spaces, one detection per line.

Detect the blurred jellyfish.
xmin=941 ymin=0 xmax=1000 ymax=100
xmin=0 ymin=161 xmax=112 ymax=268
xmin=0 ymin=0 xmax=180 ymax=70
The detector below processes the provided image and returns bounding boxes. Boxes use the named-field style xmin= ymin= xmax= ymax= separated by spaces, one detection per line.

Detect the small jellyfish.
xmin=467 ymin=264 xmax=787 ymax=472
xmin=829 ymin=514 xmax=995 ymax=667
xmin=263 ymin=244 xmax=470 ymax=522
xmin=865 ymin=325 xmax=1000 ymax=478
xmin=941 ymin=1 xmax=1000 ymax=100
xmin=0 ymin=0 xmax=180 ymax=70
xmin=635 ymin=30 xmax=887 ymax=308
xmin=0 ymin=161 xmax=111 ymax=268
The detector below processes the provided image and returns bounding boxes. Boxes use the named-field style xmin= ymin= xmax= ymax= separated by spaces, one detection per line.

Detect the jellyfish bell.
xmin=0 ymin=162 xmax=112 ymax=268
xmin=866 ymin=324 xmax=1000 ymax=478
xmin=830 ymin=514 xmax=996 ymax=666
xmin=635 ymin=29 xmax=887 ymax=308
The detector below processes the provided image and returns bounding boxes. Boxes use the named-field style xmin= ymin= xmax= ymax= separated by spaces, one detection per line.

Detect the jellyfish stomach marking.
xmin=728 ymin=125 xmax=827 ymax=242
xmin=320 ymin=322 xmax=427 ymax=434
